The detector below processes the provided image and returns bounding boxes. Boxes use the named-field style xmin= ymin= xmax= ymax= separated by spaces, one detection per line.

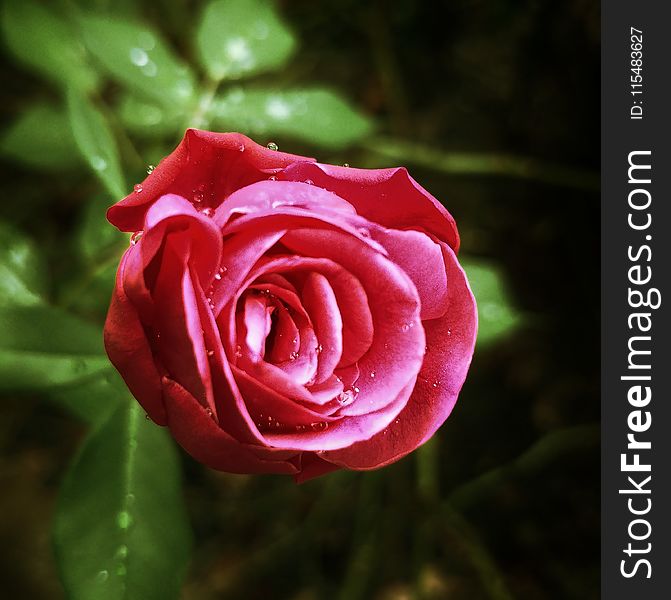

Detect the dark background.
xmin=0 ymin=0 xmax=600 ymax=598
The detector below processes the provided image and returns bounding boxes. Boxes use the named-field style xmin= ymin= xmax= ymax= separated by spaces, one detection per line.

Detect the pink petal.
xmin=104 ymin=250 xmax=166 ymax=424
xmin=108 ymin=130 xmax=314 ymax=232
xmin=321 ymin=245 xmax=477 ymax=469
xmin=161 ymin=376 xmax=299 ymax=474
xmin=279 ymin=162 xmax=460 ymax=251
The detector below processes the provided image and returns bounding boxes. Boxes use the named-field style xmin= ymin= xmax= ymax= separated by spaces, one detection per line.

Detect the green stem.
xmin=185 ymin=77 xmax=223 ymax=131
xmin=448 ymin=424 xmax=600 ymax=509
xmin=361 ymin=137 xmax=600 ymax=191
xmin=440 ymin=503 xmax=515 ymax=600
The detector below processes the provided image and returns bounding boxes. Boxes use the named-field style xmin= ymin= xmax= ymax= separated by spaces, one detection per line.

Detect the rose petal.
xmin=280 ymin=162 xmax=460 ymax=251
xmin=104 ymin=250 xmax=166 ymax=424
xmin=300 ymin=272 xmax=343 ymax=383
xmin=161 ymin=376 xmax=299 ymax=474
xmin=320 ymin=246 xmax=477 ymax=469
xmin=108 ymin=130 xmax=314 ymax=232
xmin=369 ymin=226 xmax=449 ymax=320
xmin=280 ymin=229 xmax=425 ymax=416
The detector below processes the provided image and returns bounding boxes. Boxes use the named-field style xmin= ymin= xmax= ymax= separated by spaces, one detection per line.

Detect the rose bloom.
xmin=104 ymin=130 xmax=477 ymax=482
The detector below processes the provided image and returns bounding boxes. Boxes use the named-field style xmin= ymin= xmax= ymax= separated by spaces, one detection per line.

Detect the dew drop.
xmin=266 ymin=141 xmax=279 ymax=151
xmin=343 ymin=163 xmax=350 ymax=168
xmin=315 ymin=344 xmax=323 ymax=354
xmin=357 ymin=227 xmax=371 ymax=238
xmin=220 ymin=266 xmax=228 ymax=274
xmin=235 ymin=345 xmax=243 ymax=358
xmin=146 ymin=164 xmax=155 ymax=174
xmin=200 ymin=207 xmax=213 ymax=217
xmin=91 ymin=156 xmax=107 ymax=171
xmin=214 ymin=272 xmax=222 ymax=281
xmin=205 ymin=407 xmax=214 ymax=418
xmin=304 ymin=179 xmax=314 ymax=185
xmin=145 ymin=413 xmax=150 ymax=420
xmin=369 ymin=370 xmax=376 ymax=379
xmin=129 ymin=47 xmax=149 ymax=67
xmin=289 ymin=351 xmax=300 ymax=361
xmin=96 ymin=570 xmax=109 ymax=583
xmin=133 ymin=183 xmax=143 ymax=193
xmin=337 ymin=387 xmax=357 ymax=406
xmin=431 ymin=380 xmax=441 ymax=388
xmin=268 ymin=174 xmax=277 ymax=181
xmin=116 ymin=511 xmax=132 ymax=529
xmin=447 ymin=329 xmax=452 ymax=336
xmin=206 ymin=349 xmax=214 ymax=358
xmin=193 ymin=191 xmax=204 ymax=203
xmin=130 ymin=231 xmax=143 ymax=245
xmin=310 ymin=421 xmax=328 ymax=432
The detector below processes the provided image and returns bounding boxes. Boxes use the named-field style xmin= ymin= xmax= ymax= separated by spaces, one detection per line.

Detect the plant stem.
xmin=361 ymin=137 xmax=600 ymax=191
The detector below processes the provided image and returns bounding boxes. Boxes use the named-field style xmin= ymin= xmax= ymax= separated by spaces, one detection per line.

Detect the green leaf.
xmin=118 ymin=94 xmax=186 ymax=138
xmin=196 ymin=0 xmax=296 ymax=80
xmin=0 ymin=222 xmax=47 ymax=306
xmin=211 ymin=87 xmax=373 ymax=148
xmin=78 ymin=13 xmax=195 ymax=108
xmin=0 ymin=304 xmax=110 ymax=390
xmin=79 ymin=195 xmax=126 ymax=263
xmin=0 ymin=103 xmax=81 ymax=171
xmin=0 ymin=0 xmax=98 ymax=92
xmin=460 ymin=257 xmax=522 ymax=346
xmin=48 ymin=368 xmax=125 ymax=424
xmin=54 ymin=401 xmax=192 ymax=600
xmin=67 ymin=89 xmax=126 ymax=199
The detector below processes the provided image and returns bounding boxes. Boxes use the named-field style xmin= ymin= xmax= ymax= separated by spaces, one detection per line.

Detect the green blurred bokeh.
xmin=0 ymin=0 xmax=599 ymax=598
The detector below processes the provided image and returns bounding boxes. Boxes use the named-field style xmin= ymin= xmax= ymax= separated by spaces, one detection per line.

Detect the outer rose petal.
xmin=319 ymin=245 xmax=477 ymax=469
xmin=279 ymin=162 xmax=460 ymax=251
xmin=104 ymin=250 xmax=166 ymax=425
xmin=107 ymin=130 xmax=315 ymax=232
xmin=161 ymin=377 xmax=299 ymax=474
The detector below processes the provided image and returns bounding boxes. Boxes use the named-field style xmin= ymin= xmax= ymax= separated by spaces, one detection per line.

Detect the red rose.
xmin=104 ymin=129 xmax=477 ymax=481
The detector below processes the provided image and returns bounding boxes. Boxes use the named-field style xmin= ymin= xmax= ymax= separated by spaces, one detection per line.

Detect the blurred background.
xmin=0 ymin=0 xmax=599 ymax=598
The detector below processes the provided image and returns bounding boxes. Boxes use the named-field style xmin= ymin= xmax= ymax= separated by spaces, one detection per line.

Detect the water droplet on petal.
xmin=343 ymin=163 xmax=350 ymax=168
xmin=238 ymin=143 xmax=245 ymax=152
xmin=337 ymin=387 xmax=357 ymax=406
xmin=316 ymin=344 xmax=323 ymax=354
xmin=130 ymin=231 xmax=143 ymax=245
xmin=205 ymin=407 xmax=213 ymax=418
xmin=206 ymin=349 xmax=214 ymax=358
xmin=146 ymin=164 xmax=155 ymax=174
xmin=369 ymin=370 xmax=376 ymax=379
xmin=431 ymin=380 xmax=441 ymax=388
xmin=268 ymin=174 xmax=277 ymax=181
xmin=133 ymin=183 xmax=143 ymax=193
xmin=266 ymin=141 xmax=279 ymax=151
xmin=220 ymin=266 xmax=228 ymax=274
xmin=235 ymin=345 xmax=243 ymax=358
xmin=200 ymin=207 xmax=213 ymax=217
xmin=304 ymin=179 xmax=314 ymax=185
xmin=310 ymin=421 xmax=328 ymax=432
xmin=214 ymin=272 xmax=222 ymax=281
xmin=357 ymin=227 xmax=370 ymax=237
xmin=289 ymin=351 xmax=300 ymax=361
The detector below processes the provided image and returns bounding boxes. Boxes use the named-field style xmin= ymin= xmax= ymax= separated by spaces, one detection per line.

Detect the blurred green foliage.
xmin=0 ymin=0 xmax=599 ymax=599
